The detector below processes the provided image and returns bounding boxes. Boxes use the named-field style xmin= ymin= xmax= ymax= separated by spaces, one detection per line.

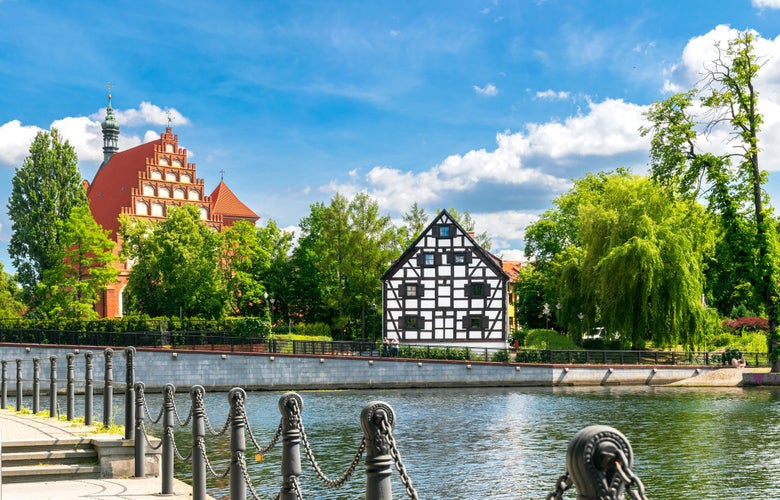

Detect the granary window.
xmin=437 ymin=225 xmax=451 ymax=238
xmin=406 ymin=284 xmax=419 ymax=297
xmin=470 ymin=283 xmax=486 ymax=297
xmin=423 ymin=253 xmax=435 ymax=267
xmin=404 ymin=315 xmax=419 ymax=330
xmin=469 ymin=316 xmax=484 ymax=330
xmin=453 ymin=252 xmax=466 ymax=264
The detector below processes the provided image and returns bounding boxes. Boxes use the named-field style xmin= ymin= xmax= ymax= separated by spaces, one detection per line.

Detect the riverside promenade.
xmin=0 ymin=409 xmax=202 ymax=500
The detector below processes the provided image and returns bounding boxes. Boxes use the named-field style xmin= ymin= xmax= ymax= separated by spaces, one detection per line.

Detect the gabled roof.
xmin=501 ymin=260 xmax=523 ymax=282
xmin=381 ymin=209 xmax=509 ymax=281
xmin=86 ymin=141 xmax=157 ymax=238
xmin=209 ymin=180 xmax=260 ymax=221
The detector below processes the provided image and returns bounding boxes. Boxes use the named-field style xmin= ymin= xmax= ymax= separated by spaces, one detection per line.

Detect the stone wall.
xmin=0 ymin=344 xmax=713 ymax=392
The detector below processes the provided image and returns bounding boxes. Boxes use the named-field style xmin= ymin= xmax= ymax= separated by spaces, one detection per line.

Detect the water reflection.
xmin=138 ymin=386 xmax=780 ymax=499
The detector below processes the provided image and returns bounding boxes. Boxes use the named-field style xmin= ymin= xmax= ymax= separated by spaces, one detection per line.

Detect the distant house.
xmin=381 ymin=209 xmax=510 ymax=348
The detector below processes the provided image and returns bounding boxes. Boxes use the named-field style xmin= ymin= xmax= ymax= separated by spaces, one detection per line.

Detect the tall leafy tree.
xmin=8 ymin=128 xmax=88 ymax=306
xmin=289 ymin=202 xmax=333 ymax=325
xmin=441 ymin=207 xmax=491 ymax=250
xmin=401 ymin=203 xmax=429 ymax=247
xmin=36 ymin=205 xmax=118 ymax=319
xmin=121 ymin=205 xmax=226 ymax=318
xmin=258 ymin=219 xmax=294 ymax=326
xmin=642 ymin=32 xmax=780 ymax=366
xmin=222 ymin=220 xmax=269 ymax=316
xmin=0 ymin=263 xmax=24 ymax=319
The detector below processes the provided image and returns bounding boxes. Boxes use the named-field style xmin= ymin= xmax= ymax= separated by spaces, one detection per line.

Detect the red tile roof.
xmin=209 ymin=180 xmax=259 ymax=222
xmin=502 ymin=260 xmax=523 ymax=282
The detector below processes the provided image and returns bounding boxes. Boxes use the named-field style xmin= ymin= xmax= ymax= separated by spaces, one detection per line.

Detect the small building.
xmin=381 ymin=209 xmax=510 ymax=349
xmin=85 ymin=92 xmax=259 ymax=317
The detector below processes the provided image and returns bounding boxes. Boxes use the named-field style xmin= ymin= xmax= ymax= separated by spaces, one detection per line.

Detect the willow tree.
xmin=577 ymin=174 xmax=714 ymax=349
xmin=642 ymin=32 xmax=780 ymax=366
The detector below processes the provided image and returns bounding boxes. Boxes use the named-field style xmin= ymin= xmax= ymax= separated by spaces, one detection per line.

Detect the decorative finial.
xmin=167 ymin=110 xmax=174 ymax=129
xmin=219 ymin=169 xmax=225 ymax=181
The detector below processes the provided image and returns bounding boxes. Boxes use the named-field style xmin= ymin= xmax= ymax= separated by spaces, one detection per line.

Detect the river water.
xmin=139 ymin=385 xmax=780 ymax=499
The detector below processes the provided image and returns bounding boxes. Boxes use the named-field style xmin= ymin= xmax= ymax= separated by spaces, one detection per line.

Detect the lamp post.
xmin=578 ymin=311 xmax=584 ymax=339
xmin=543 ymin=303 xmax=551 ymax=353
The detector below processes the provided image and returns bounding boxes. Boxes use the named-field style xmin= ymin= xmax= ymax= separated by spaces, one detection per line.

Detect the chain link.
xmin=614 ymin=449 xmax=648 ymax=500
xmin=238 ymin=395 xmax=283 ymax=455
xmin=197 ymin=436 xmax=232 ymax=479
xmin=138 ymin=386 xmax=165 ymax=424
xmin=168 ymin=426 xmax=193 ymax=462
xmin=138 ymin=419 xmax=164 ymax=450
xmin=378 ymin=417 xmax=419 ymax=499
xmin=545 ymin=473 xmax=572 ymax=500
xmin=236 ymin=451 xmax=262 ymax=500
xmin=294 ymin=398 xmax=366 ymax=488
xmin=290 ymin=475 xmax=304 ymax=500
xmin=204 ymin=409 xmax=231 ymax=436
xmin=173 ymin=398 xmax=194 ymax=427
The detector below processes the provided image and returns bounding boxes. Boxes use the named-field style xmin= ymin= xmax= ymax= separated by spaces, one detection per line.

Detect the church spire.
xmin=101 ymin=84 xmax=120 ymax=165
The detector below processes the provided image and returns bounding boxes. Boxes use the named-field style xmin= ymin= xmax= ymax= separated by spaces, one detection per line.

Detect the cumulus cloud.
xmin=90 ymin=102 xmax=189 ymax=128
xmin=0 ymin=120 xmax=42 ymax=167
xmin=753 ymin=0 xmax=780 ymax=8
xmin=473 ymin=83 xmax=498 ymax=96
xmin=534 ymin=89 xmax=570 ymax=100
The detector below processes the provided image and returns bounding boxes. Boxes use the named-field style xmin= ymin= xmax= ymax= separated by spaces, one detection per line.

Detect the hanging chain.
xmin=236 ymin=451 xmax=262 ymax=500
xmin=204 ymin=408 xmax=231 ymax=436
xmin=545 ymin=472 xmax=573 ymax=500
xmin=238 ymin=395 xmax=283 ymax=454
xmin=138 ymin=420 xmax=164 ymax=450
xmin=168 ymin=426 xmax=193 ymax=462
xmin=378 ymin=417 xmax=419 ymax=500
xmin=293 ymin=398 xmax=366 ymax=488
xmin=289 ymin=475 xmax=304 ymax=500
xmin=173 ymin=398 xmax=194 ymax=427
xmin=614 ymin=449 xmax=648 ymax=500
xmin=138 ymin=386 xmax=165 ymax=424
xmin=197 ymin=436 xmax=232 ymax=479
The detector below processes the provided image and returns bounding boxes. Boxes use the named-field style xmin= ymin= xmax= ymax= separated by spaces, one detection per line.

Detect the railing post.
xmin=228 ymin=387 xmax=247 ymax=500
xmin=66 ymin=354 xmax=75 ymax=421
xmin=279 ymin=392 xmax=303 ymax=499
xmin=565 ymin=425 xmax=636 ymax=499
xmin=361 ymin=401 xmax=395 ymax=500
xmin=2 ymin=360 xmax=8 ymax=409
xmin=15 ymin=359 xmax=22 ymax=412
xmin=191 ymin=385 xmax=207 ymax=500
xmin=32 ymin=358 xmax=40 ymax=414
xmin=85 ymin=351 xmax=93 ymax=426
xmin=125 ymin=347 xmax=136 ymax=440
xmin=134 ymin=382 xmax=146 ymax=478
xmin=49 ymin=356 xmax=57 ymax=418
xmin=162 ymin=384 xmax=175 ymax=495
xmin=104 ymin=349 xmax=113 ymax=428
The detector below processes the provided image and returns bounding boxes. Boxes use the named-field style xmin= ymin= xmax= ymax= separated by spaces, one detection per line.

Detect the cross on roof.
xmin=219 ymin=169 xmax=225 ymax=181
xmin=167 ymin=110 xmax=174 ymax=128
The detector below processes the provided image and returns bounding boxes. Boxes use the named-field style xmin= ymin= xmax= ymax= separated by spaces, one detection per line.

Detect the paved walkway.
xmin=0 ymin=409 xmax=202 ymax=499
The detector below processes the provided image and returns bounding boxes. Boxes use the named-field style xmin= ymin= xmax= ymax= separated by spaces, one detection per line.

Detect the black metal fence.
xmin=0 ymin=328 xmax=767 ymax=366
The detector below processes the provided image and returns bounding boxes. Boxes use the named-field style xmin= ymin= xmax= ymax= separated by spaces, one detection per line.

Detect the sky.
xmin=2 ymin=0 xmax=780 ymax=271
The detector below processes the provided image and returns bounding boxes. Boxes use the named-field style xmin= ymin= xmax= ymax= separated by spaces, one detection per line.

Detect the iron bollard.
xmin=229 ymin=387 xmax=247 ymax=500
xmin=279 ymin=392 xmax=303 ymax=499
xmin=66 ymin=354 xmax=75 ymax=421
xmin=161 ymin=384 xmax=176 ymax=495
xmin=361 ymin=401 xmax=396 ymax=500
xmin=15 ymin=359 xmax=22 ymax=411
xmin=32 ymin=358 xmax=40 ymax=414
xmin=191 ymin=385 xmax=207 ymax=500
xmin=49 ymin=356 xmax=57 ymax=418
xmin=84 ymin=352 xmax=93 ymax=426
xmin=1 ymin=360 xmax=7 ymax=409
xmin=566 ymin=425 xmax=637 ymax=500
xmin=103 ymin=349 xmax=113 ymax=428
xmin=125 ymin=347 xmax=136 ymax=440
xmin=134 ymin=382 xmax=146 ymax=478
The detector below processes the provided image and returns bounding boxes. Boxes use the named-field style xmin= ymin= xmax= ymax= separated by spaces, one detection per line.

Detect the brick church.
xmin=85 ymin=92 xmax=259 ymax=317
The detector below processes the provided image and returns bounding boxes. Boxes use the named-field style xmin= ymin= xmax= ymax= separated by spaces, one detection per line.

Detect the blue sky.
xmin=2 ymin=0 xmax=780 ymax=270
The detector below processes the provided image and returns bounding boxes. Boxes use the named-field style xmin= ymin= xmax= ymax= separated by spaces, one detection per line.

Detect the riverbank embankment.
xmin=4 ymin=343 xmax=774 ymax=391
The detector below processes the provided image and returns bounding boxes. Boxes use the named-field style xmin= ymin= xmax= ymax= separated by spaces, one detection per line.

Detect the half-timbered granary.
xmin=381 ymin=210 xmax=510 ymax=348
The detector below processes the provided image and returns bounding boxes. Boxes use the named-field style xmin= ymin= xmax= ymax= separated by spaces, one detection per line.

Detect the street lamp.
xmin=578 ymin=311 xmax=584 ymax=339
xmin=543 ymin=303 xmax=551 ymax=353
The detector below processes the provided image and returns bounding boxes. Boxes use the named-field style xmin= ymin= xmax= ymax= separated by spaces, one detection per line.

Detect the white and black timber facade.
xmin=381 ymin=210 xmax=510 ymax=348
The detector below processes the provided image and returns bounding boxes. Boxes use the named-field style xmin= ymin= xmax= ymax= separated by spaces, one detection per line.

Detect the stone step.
xmin=1 ymin=463 xmax=103 ymax=483
xmin=2 ymin=447 xmax=98 ymax=467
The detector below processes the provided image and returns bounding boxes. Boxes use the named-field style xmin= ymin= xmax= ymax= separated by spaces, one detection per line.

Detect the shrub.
xmin=722 ymin=316 xmax=769 ymax=332
xmin=295 ymin=322 xmax=332 ymax=338
xmin=491 ymin=350 xmax=510 ymax=363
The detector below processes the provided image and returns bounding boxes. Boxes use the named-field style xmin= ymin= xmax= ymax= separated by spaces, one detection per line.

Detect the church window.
xmin=165 ymin=144 xmax=174 ymax=153
xmin=142 ymin=184 xmax=155 ymax=196
xmin=151 ymin=202 xmax=164 ymax=217
xmin=173 ymin=188 xmax=186 ymax=199
xmin=151 ymin=170 xmax=162 ymax=180
xmin=159 ymin=157 xmax=169 ymax=166
xmin=135 ymin=201 xmax=149 ymax=215
xmin=158 ymin=186 xmax=170 ymax=198
xmin=172 ymin=158 xmax=182 ymax=167
xmin=181 ymin=173 xmax=192 ymax=183
xmin=199 ymin=207 xmax=208 ymax=220
xmin=188 ymin=189 xmax=200 ymax=200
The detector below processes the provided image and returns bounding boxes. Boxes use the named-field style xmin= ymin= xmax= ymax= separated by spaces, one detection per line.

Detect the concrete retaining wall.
xmin=0 ymin=343 xmax=718 ymax=392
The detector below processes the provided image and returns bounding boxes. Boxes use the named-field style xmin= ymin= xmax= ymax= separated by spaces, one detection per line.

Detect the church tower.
xmin=101 ymin=87 xmax=119 ymax=165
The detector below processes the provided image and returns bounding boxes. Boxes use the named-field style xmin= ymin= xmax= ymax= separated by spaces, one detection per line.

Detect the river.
xmin=138 ymin=385 xmax=780 ymax=499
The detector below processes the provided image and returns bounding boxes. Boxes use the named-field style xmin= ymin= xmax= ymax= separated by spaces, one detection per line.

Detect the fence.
xmin=134 ymin=383 xmax=648 ymax=500
xmin=0 ymin=347 xmax=136 ymax=435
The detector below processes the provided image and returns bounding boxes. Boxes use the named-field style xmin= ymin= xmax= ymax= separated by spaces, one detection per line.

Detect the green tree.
xmin=401 ymin=202 xmax=429 ymax=247
xmin=289 ymin=202 xmax=333 ymax=325
xmin=258 ymin=219 xmax=294 ymax=327
xmin=641 ymin=32 xmax=780 ymax=366
xmin=441 ymin=207 xmax=491 ymax=250
xmin=222 ymin=220 xmax=269 ymax=316
xmin=8 ymin=128 xmax=88 ymax=307
xmin=35 ymin=205 xmax=118 ymax=319
xmin=121 ymin=205 xmax=226 ymax=318
xmin=0 ymin=263 xmax=24 ymax=319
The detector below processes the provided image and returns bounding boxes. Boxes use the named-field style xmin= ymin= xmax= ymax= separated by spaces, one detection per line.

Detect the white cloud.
xmin=91 ymin=102 xmax=189 ymax=128
xmin=0 ymin=120 xmax=42 ymax=167
xmin=753 ymin=0 xmax=780 ymax=8
xmin=473 ymin=83 xmax=498 ymax=96
xmin=534 ymin=89 xmax=570 ymax=100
